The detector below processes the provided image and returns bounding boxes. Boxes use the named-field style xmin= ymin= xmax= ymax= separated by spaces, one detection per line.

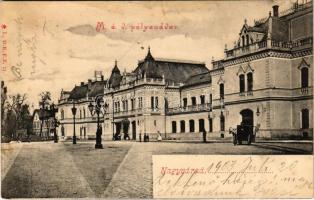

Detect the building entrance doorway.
xmin=122 ymin=119 xmax=130 ymax=140
xmin=114 ymin=122 xmax=122 ymax=140
xmin=132 ymin=121 xmax=136 ymax=140
xmin=240 ymin=109 xmax=254 ymax=137
xmin=199 ymin=119 xmax=205 ymax=132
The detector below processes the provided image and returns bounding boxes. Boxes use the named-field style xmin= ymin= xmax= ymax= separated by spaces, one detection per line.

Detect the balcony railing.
xmin=301 ymin=87 xmax=309 ymax=94
xmin=166 ymin=103 xmax=212 ymax=114
xmin=224 ymin=37 xmax=313 ymax=60
xmin=105 ymin=108 xmax=146 ymax=117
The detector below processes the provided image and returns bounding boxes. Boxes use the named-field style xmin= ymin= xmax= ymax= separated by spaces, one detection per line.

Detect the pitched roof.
xmin=134 ymin=49 xmax=209 ymax=83
xmin=68 ymin=85 xmax=88 ymax=100
xmin=183 ymin=72 xmax=211 ymax=87
xmin=32 ymin=109 xmax=53 ymax=120
xmin=247 ymin=25 xmax=267 ymax=33
xmin=68 ymin=80 xmax=107 ymax=100
xmin=108 ymin=61 xmax=122 ymax=88
xmin=88 ymin=80 xmax=107 ymax=97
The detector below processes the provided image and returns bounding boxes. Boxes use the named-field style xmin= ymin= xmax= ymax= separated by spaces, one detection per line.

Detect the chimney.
xmin=80 ymin=82 xmax=84 ymax=86
xmin=273 ymin=5 xmax=279 ymax=17
xmin=88 ymin=79 xmax=92 ymax=88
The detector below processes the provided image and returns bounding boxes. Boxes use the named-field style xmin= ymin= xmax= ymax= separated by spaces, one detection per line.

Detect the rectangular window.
xmin=131 ymin=99 xmax=134 ymax=110
xmin=138 ymin=97 xmax=142 ymax=108
xmin=200 ymin=95 xmax=205 ymax=104
xmin=172 ymin=121 xmax=177 ymax=133
xmin=183 ymin=98 xmax=187 ymax=108
xmin=301 ymin=68 xmax=308 ymax=88
xmin=220 ymin=84 xmax=224 ymax=99
xmin=151 ymin=96 xmax=154 ymax=109
xmin=191 ymin=97 xmax=197 ymax=106
xmin=189 ymin=120 xmax=195 ymax=132
xmin=155 ymin=97 xmax=158 ymax=108
xmin=247 ymin=73 xmax=253 ymax=92
xmin=180 ymin=121 xmax=185 ymax=133
xmin=220 ymin=114 xmax=225 ymax=131
xmin=139 ymin=97 xmax=143 ymax=108
xmin=239 ymin=74 xmax=245 ymax=93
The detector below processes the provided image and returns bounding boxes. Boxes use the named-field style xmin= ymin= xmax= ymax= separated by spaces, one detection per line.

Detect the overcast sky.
xmin=0 ymin=1 xmax=295 ymax=109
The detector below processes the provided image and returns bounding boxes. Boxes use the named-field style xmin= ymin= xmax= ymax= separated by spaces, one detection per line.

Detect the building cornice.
xmin=221 ymin=48 xmax=313 ymax=68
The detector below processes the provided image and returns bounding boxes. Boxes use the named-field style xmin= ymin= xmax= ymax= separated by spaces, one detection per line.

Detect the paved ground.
xmin=1 ymin=141 xmax=313 ymax=198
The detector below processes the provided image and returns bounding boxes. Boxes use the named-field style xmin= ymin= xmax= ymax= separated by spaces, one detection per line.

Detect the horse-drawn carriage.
xmin=229 ymin=123 xmax=260 ymax=145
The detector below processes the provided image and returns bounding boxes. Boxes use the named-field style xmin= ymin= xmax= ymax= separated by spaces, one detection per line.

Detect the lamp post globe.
xmin=89 ymin=99 xmax=107 ymax=149
xmin=71 ymin=102 xmax=77 ymax=144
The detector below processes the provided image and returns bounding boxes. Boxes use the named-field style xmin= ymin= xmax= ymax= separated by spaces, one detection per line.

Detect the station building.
xmin=57 ymin=1 xmax=313 ymax=141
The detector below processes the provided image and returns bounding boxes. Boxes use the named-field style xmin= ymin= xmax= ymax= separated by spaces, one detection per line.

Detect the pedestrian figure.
xmin=139 ymin=133 xmax=142 ymax=142
xmin=144 ymin=133 xmax=147 ymax=142
xmin=202 ymin=129 xmax=207 ymax=143
xmin=147 ymin=134 xmax=149 ymax=142
xmin=157 ymin=131 xmax=162 ymax=142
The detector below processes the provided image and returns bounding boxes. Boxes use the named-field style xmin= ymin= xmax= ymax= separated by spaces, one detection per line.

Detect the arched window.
xmin=246 ymin=35 xmax=250 ymax=46
xmin=79 ymin=110 xmax=82 ymax=119
xmin=242 ymin=35 xmax=245 ymax=47
xmin=239 ymin=74 xmax=245 ymax=93
xmin=301 ymin=109 xmax=309 ymax=129
xmin=83 ymin=109 xmax=86 ymax=118
xmin=220 ymin=113 xmax=225 ymax=131
xmin=172 ymin=121 xmax=177 ymax=133
xmin=220 ymin=84 xmax=224 ymax=99
xmin=189 ymin=120 xmax=195 ymax=132
xmin=180 ymin=120 xmax=185 ymax=133
xmin=301 ymin=68 xmax=309 ymax=88
xmin=247 ymin=72 xmax=253 ymax=91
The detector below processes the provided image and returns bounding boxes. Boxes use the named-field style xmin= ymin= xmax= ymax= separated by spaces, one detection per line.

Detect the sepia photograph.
xmin=0 ymin=0 xmax=313 ymax=198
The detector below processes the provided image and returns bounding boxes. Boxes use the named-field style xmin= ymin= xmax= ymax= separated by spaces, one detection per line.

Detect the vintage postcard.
xmin=0 ymin=0 xmax=313 ymax=199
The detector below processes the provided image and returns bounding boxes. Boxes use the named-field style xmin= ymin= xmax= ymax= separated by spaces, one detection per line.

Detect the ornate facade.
xmin=57 ymin=72 xmax=107 ymax=140
xmin=57 ymin=1 xmax=313 ymax=141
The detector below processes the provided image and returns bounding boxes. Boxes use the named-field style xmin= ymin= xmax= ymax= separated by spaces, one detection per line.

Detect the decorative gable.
xmin=217 ymin=75 xmax=225 ymax=84
xmin=298 ymin=58 xmax=310 ymax=70
xmin=245 ymin=63 xmax=254 ymax=73
xmin=236 ymin=65 xmax=246 ymax=75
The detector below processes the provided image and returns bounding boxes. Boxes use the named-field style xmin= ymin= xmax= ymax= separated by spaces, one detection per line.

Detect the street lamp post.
xmin=71 ymin=102 xmax=77 ymax=144
xmin=88 ymin=97 xmax=108 ymax=149
xmin=49 ymin=103 xmax=59 ymax=143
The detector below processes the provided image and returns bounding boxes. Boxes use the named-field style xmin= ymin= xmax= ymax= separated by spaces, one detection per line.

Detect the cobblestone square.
xmin=1 ymin=141 xmax=312 ymax=198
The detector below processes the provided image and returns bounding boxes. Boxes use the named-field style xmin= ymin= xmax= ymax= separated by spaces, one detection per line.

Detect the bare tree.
xmin=1 ymin=81 xmax=8 ymax=140
xmin=5 ymin=93 xmax=28 ymax=140
xmin=38 ymin=91 xmax=51 ymax=138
